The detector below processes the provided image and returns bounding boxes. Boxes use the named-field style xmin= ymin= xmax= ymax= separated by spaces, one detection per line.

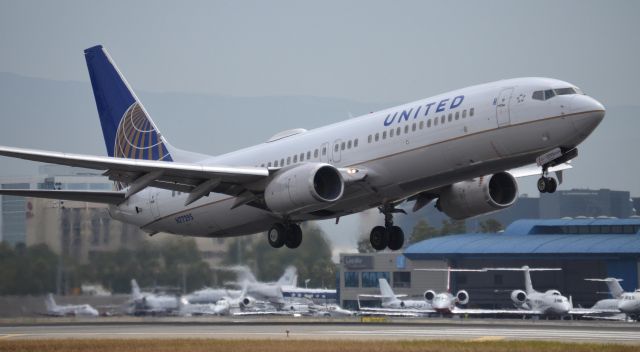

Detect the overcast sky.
xmin=1 ymin=1 xmax=639 ymax=252
xmin=1 ymin=0 xmax=638 ymax=105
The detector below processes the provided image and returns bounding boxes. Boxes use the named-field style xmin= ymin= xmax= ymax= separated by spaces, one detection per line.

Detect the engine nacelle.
xmin=424 ymin=290 xmax=436 ymax=303
xmin=456 ymin=290 xmax=469 ymax=305
xmin=264 ymin=163 xmax=344 ymax=214
xmin=511 ymin=290 xmax=527 ymax=304
xmin=437 ymin=172 xmax=518 ymax=219
xmin=240 ymin=296 xmax=256 ymax=308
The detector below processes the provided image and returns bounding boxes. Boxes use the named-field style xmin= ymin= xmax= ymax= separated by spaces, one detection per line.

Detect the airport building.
xmin=338 ymin=217 xmax=640 ymax=310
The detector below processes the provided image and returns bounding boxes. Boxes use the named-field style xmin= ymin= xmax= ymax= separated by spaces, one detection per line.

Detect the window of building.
xmin=393 ymin=271 xmax=411 ymax=288
xmin=344 ymin=271 xmax=359 ymax=287
xmin=362 ymin=271 xmax=390 ymax=288
xmin=470 ymin=108 xmax=475 ymax=117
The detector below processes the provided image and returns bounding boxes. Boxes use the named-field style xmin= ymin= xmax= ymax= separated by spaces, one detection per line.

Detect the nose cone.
xmin=570 ymin=95 xmax=605 ymax=114
xmin=618 ymin=299 xmax=637 ymax=313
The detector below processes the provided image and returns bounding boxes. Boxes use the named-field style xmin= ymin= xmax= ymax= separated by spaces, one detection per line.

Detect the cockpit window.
xmin=532 ymin=91 xmax=544 ymax=100
xmin=555 ymin=87 xmax=576 ymax=95
xmin=544 ymin=89 xmax=555 ymax=100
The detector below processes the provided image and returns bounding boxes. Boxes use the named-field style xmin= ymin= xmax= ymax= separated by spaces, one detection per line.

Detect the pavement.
xmin=0 ymin=318 xmax=639 ymax=344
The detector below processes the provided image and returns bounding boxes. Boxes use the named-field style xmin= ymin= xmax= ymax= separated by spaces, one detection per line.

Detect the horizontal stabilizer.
xmin=0 ymin=189 xmax=126 ymax=205
xmin=508 ymin=162 xmax=572 ymax=178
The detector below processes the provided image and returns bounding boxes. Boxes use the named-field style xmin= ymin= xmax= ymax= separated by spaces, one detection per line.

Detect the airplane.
xmin=183 ymin=287 xmax=240 ymax=305
xmin=0 ymin=45 xmax=605 ymax=251
xmin=128 ymin=279 xmax=179 ymax=315
xmin=586 ymin=278 xmax=640 ymax=321
xmin=44 ymin=293 xmax=99 ymax=317
xmin=362 ymin=278 xmax=432 ymax=310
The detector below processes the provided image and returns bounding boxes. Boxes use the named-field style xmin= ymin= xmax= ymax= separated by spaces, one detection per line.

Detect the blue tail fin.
xmin=84 ymin=45 xmax=173 ymax=162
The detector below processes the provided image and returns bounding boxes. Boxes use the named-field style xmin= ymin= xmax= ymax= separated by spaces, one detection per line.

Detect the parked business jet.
xmin=44 ymin=293 xmax=99 ymax=317
xmin=128 ymin=279 xmax=179 ymax=315
xmin=0 ymin=45 xmax=605 ymax=251
xmin=587 ymin=278 xmax=640 ymax=320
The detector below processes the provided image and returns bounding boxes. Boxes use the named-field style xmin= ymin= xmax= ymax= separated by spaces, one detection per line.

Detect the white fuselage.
xmin=109 ymin=77 xmax=604 ymax=237
xmin=618 ymin=291 xmax=640 ymax=317
xmin=517 ymin=290 xmax=572 ymax=316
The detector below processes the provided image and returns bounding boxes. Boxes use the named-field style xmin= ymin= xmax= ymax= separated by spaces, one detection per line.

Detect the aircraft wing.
xmin=507 ymin=162 xmax=572 ymax=178
xmin=450 ymin=308 xmax=543 ymax=315
xmin=0 ymin=145 xmax=268 ymax=204
xmin=358 ymin=294 xmax=408 ymax=299
xmin=357 ymin=306 xmax=434 ymax=316
xmin=568 ymin=308 xmax=621 ymax=315
xmin=0 ymin=189 xmax=126 ymax=205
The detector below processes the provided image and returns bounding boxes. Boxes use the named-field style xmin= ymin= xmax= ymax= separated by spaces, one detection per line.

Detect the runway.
xmin=1 ymin=320 xmax=639 ymax=343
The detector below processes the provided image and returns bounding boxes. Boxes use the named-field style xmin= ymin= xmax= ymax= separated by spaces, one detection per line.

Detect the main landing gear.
xmin=369 ymin=204 xmax=406 ymax=251
xmin=267 ymin=223 xmax=302 ymax=249
xmin=537 ymin=174 xmax=557 ymax=194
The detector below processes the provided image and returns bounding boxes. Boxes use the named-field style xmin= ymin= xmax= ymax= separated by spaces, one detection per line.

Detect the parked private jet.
xmin=44 ymin=294 xmax=99 ymax=317
xmin=587 ymin=278 xmax=640 ymax=320
xmin=0 ymin=45 xmax=605 ymax=251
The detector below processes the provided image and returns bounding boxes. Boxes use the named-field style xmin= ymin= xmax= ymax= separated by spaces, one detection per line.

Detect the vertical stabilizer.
xmin=45 ymin=293 xmax=57 ymax=311
xmin=131 ymin=279 xmax=141 ymax=299
xmin=605 ymin=278 xmax=625 ymax=298
xmin=523 ymin=266 xmax=534 ymax=294
xmin=84 ymin=45 xmax=174 ymax=162
xmin=378 ymin=278 xmax=396 ymax=303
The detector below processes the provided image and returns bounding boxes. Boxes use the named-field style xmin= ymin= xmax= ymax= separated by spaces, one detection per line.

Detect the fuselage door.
xmin=332 ymin=139 xmax=342 ymax=163
xmin=149 ymin=191 xmax=161 ymax=219
xmin=320 ymin=142 xmax=330 ymax=163
xmin=496 ymin=88 xmax=514 ymax=127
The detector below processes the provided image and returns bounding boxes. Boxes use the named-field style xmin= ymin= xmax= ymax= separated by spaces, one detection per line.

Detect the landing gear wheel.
xmin=285 ymin=224 xmax=303 ymax=249
xmin=387 ymin=226 xmax=405 ymax=251
xmin=537 ymin=177 xmax=548 ymax=193
xmin=545 ymin=177 xmax=557 ymax=193
xmin=370 ymin=226 xmax=389 ymax=251
xmin=267 ymin=223 xmax=286 ymax=248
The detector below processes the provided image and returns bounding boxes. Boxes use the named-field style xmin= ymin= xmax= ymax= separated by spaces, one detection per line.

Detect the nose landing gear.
xmin=369 ymin=204 xmax=406 ymax=251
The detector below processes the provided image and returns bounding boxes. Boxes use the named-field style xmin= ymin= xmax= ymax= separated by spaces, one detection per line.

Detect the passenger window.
xmin=427 ymin=119 xmax=432 ymax=128
xmin=441 ymin=115 xmax=445 ymax=124
xmin=375 ymin=133 xmax=379 ymax=142
xmin=274 ymin=160 xmax=278 ymax=167
xmin=322 ymin=147 xmax=327 ymax=155
xmin=287 ymin=157 xmax=291 ymax=165
xmin=455 ymin=111 xmax=459 ymax=120
xmin=314 ymin=149 xmax=318 ymax=158
xmin=396 ymin=127 xmax=401 ymax=136
xmin=404 ymin=125 xmax=409 ymax=134
xmin=412 ymin=123 xmax=416 ymax=132
xmin=307 ymin=151 xmax=311 ymax=159
xmin=470 ymin=108 xmax=475 ymax=117
xmin=382 ymin=131 xmax=387 ymax=139
xmin=261 ymin=164 xmax=265 ymax=167
xmin=390 ymin=129 xmax=395 ymax=137
xmin=434 ymin=117 xmax=439 ymax=126
xmin=281 ymin=158 xmax=284 ymax=166
xmin=448 ymin=113 xmax=452 ymax=122
xmin=354 ymin=139 xmax=358 ymax=147
xmin=334 ymin=144 xmax=339 ymax=152
xmin=419 ymin=121 xmax=424 ymax=129
xmin=293 ymin=155 xmax=298 ymax=163
xmin=341 ymin=142 xmax=345 ymax=150
xmin=462 ymin=110 xmax=467 ymax=118
xmin=268 ymin=162 xmax=272 ymax=167
xmin=532 ymin=91 xmax=544 ymax=100
xmin=347 ymin=141 xmax=352 ymax=149
xmin=368 ymin=135 xmax=372 ymax=143
xmin=300 ymin=153 xmax=304 ymax=161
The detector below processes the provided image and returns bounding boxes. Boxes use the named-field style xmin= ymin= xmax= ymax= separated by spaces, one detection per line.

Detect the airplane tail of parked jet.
xmin=131 ymin=279 xmax=141 ymax=299
xmin=378 ymin=278 xmax=398 ymax=304
xmin=585 ymin=278 xmax=624 ymax=298
xmin=484 ymin=266 xmax=561 ymax=295
xmin=45 ymin=293 xmax=57 ymax=311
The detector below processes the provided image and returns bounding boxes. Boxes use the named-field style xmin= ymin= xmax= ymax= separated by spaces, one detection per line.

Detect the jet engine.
xmin=264 ymin=163 xmax=344 ymax=214
xmin=424 ymin=290 xmax=436 ymax=303
xmin=436 ymin=172 xmax=518 ymax=219
xmin=455 ymin=290 xmax=469 ymax=305
xmin=240 ymin=296 xmax=256 ymax=308
xmin=511 ymin=290 xmax=527 ymax=304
